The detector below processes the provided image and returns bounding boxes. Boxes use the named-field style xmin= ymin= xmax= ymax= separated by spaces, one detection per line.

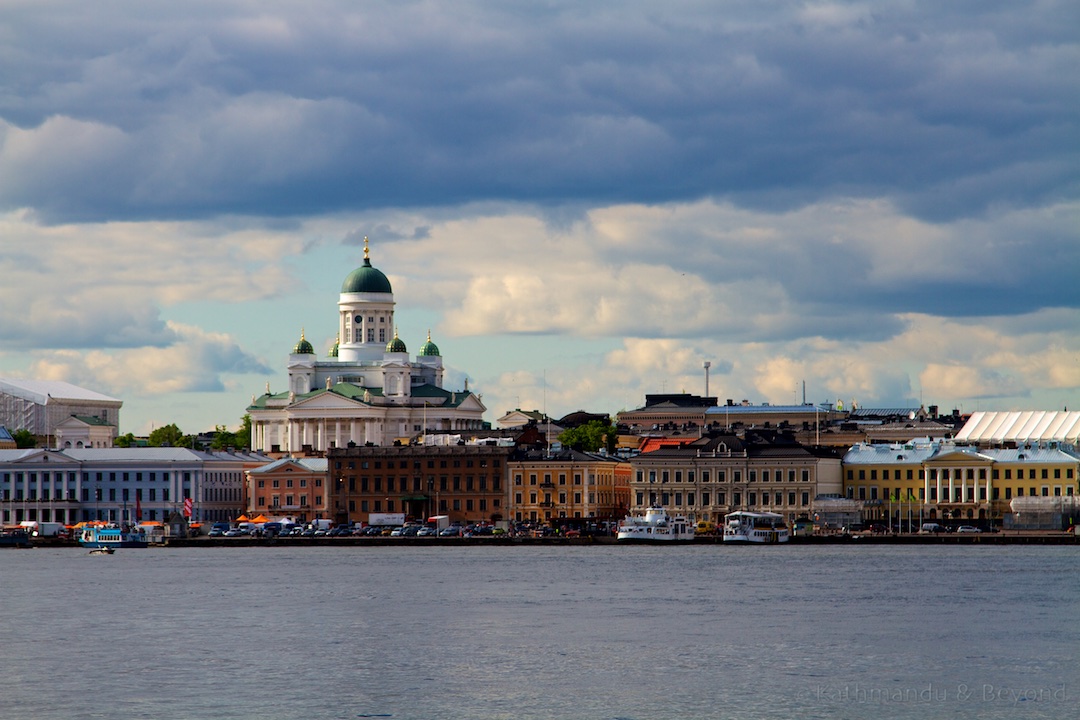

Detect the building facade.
xmin=0 ymin=448 xmax=264 ymax=526
xmin=0 ymin=378 xmax=121 ymax=446
xmin=843 ymin=439 xmax=1080 ymax=527
xmin=507 ymin=449 xmax=630 ymax=525
xmin=628 ymin=432 xmax=843 ymax=524
xmin=246 ymin=457 xmax=329 ymax=523
xmin=328 ymin=443 xmax=510 ymax=526
xmin=248 ymin=239 xmax=486 ymax=454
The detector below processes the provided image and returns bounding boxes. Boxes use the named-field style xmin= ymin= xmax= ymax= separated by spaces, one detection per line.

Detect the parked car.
xmin=208 ymin=527 xmax=226 ymax=537
xmin=956 ymin=525 xmax=982 ymax=533
xmin=223 ymin=528 xmax=243 ymax=537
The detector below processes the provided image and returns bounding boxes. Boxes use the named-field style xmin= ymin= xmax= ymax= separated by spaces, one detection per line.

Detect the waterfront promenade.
xmin=20 ymin=529 xmax=1080 ymax=548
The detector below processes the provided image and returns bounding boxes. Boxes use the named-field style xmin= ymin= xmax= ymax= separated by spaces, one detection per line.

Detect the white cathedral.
xmin=248 ymin=239 xmax=487 ymax=453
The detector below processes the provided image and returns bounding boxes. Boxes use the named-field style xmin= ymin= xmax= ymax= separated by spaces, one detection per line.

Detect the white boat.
xmin=616 ymin=505 xmax=694 ymax=542
xmin=78 ymin=524 xmax=148 ymax=549
xmin=722 ymin=511 xmax=790 ymax=544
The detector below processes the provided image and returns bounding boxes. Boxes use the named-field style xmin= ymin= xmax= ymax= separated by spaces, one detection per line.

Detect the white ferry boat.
xmin=722 ymin=511 xmax=790 ymax=544
xmin=78 ymin=524 xmax=149 ymax=549
xmin=616 ymin=505 xmax=694 ymax=542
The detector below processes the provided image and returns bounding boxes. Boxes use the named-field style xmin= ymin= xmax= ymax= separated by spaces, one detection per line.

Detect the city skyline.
xmin=1 ymin=1 xmax=1077 ymax=435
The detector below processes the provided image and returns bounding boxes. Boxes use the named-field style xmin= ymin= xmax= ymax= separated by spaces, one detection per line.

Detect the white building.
xmin=0 ymin=378 xmax=121 ymax=446
xmin=0 ymin=447 xmax=268 ymax=526
xmin=247 ymin=239 xmax=486 ymax=453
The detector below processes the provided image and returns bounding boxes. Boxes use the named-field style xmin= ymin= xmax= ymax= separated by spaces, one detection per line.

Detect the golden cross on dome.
xmin=364 ymin=236 xmax=369 ymax=260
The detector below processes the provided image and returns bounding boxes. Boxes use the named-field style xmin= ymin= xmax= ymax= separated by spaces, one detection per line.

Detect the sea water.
xmin=1 ymin=544 xmax=1076 ymax=720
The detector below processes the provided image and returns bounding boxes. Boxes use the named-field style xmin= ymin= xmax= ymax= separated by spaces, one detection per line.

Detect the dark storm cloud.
xmin=2 ymin=1 xmax=1075 ymax=223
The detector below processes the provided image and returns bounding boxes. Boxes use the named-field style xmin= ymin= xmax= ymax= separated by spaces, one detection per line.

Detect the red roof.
xmin=637 ymin=437 xmax=694 ymax=454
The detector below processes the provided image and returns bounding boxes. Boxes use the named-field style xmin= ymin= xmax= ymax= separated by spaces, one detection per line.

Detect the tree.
xmin=558 ymin=420 xmax=617 ymax=453
xmin=12 ymin=429 xmax=36 ymax=448
xmin=237 ymin=414 xmax=252 ymax=450
xmin=147 ymin=423 xmax=185 ymax=447
xmin=210 ymin=425 xmax=237 ymax=450
xmin=114 ymin=432 xmax=137 ymax=448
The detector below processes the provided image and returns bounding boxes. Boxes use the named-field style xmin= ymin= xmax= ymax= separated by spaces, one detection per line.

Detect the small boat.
xmin=723 ymin=511 xmax=790 ymax=544
xmin=78 ymin=524 xmax=149 ymax=549
xmin=88 ymin=546 xmax=115 ymax=555
xmin=616 ymin=505 xmax=694 ymax=542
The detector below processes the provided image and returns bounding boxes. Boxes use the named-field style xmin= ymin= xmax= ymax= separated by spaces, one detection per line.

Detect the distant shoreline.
xmin=23 ymin=530 xmax=1080 ymax=548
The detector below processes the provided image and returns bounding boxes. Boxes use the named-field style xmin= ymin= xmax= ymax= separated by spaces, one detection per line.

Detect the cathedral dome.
xmin=419 ymin=330 xmax=441 ymax=357
xmin=329 ymin=335 xmax=340 ymax=358
xmin=341 ymin=237 xmax=392 ymax=294
xmin=293 ymin=329 xmax=314 ymax=355
xmin=385 ymin=329 xmax=407 ymax=354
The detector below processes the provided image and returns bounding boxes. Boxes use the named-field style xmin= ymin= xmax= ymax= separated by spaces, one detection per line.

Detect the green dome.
xmin=385 ymin=330 xmax=407 ymax=354
xmin=341 ymin=258 xmax=392 ymax=294
xmin=342 ymin=238 xmax=392 ymax=294
xmin=419 ymin=330 xmax=441 ymax=357
xmin=293 ymin=329 xmax=314 ymax=355
xmin=328 ymin=335 xmax=339 ymax=358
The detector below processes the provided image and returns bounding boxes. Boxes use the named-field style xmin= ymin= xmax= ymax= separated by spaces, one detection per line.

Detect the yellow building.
xmin=508 ymin=449 xmax=629 ymax=526
xmin=843 ymin=440 xmax=1080 ymax=528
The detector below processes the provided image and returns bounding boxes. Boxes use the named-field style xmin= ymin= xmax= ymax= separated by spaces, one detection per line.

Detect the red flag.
xmin=183 ymin=497 xmax=193 ymax=518
xmin=135 ymin=495 xmax=142 ymax=521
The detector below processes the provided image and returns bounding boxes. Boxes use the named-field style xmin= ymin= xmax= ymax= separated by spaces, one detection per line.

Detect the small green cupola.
xmin=385 ymin=327 xmax=408 ymax=354
xmin=328 ymin=333 xmax=340 ymax=358
xmin=293 ymin=328 xmax=315 ymax=355
xmin=419 ymin=329 xmax=441 ymax=357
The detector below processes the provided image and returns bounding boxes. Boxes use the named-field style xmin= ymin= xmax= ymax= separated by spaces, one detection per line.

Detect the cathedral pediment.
xmin=290 ymin=389 xmax=371 ymax=410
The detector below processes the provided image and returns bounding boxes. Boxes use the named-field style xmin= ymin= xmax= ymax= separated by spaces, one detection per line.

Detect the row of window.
xmin=1 ymin=471 xmax=196 ymax=484
xmin=637 ymin=468 xmax=813 ymax=483
xmin=261 ymin=495 xmax=314 ymax=508
xmin=637 ymin=490 xmax=812 ymax=508
xmin=849 ymin=467 xmax=1075 ymax=481
xmin=514 ymin=473 xmax=589 ymax=486
xmin=347 ymin=497 xmax=500 ymax=513
xmin=339 ymin=458 xmax=497 ymax=470
xmin=256 ymin=477 xmax=316 ymax=489
xmin=347 ymin=476 xmax=502 ymax=492
xmin=848 ymin=485 xmax=1076 ymax=501
xmin=2 ymin=487 xmax=188 ymax=502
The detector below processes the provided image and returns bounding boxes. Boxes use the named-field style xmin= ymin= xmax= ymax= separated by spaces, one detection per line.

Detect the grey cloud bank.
xmin=0 ymin=0 xmax=1077 ymax=433
xmin=2 ymin=1 xmax=1075 ymax=223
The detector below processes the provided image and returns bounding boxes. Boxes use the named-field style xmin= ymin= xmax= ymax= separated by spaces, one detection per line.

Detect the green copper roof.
xmin=341 ymin=258 xmax=392 ymax=294
xmin=292 ymin=329 xmax=314 ymax=355
xmin=419 ymin=330 xmax=441 ymax=357
xmin=385 ymin=330 xmax=407 ymax=353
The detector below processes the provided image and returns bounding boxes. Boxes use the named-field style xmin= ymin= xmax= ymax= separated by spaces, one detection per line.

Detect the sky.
xmin=1 ymin=0 xmax=1078 ymax=436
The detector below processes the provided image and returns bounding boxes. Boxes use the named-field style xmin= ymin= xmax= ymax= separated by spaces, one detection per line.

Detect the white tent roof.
xmin=956 ymin=411 xmax=1080 ymax=445
xmin=0 ymin=378 xmax=121 ymax=404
